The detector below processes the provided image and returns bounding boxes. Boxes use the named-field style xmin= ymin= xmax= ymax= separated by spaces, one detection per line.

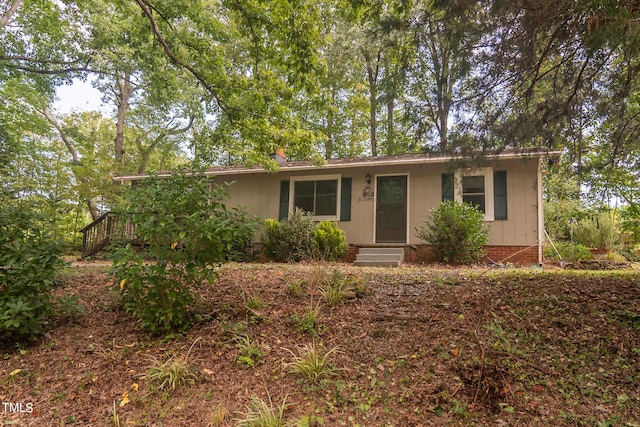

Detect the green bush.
xmin=543 ymin=242 xmax=593 ymax=261
xmin=262 ymin=209 xmax=319 ymax=262
xmin=0 ymin=205 xmax=65 ymax=345
xmin=416 ymin=200 xmax=489 ymax=265
xmin=110 ymin=170 xmax=256 ymax=334
xmin=573 ymin=212 xmax=619 ymax=250
xmin=313 ymin=221 xmax=348 ymax=261
xmin=616 ymin=246 xmax=639 ymax=262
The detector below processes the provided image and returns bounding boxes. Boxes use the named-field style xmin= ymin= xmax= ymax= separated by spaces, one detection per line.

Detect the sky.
xmin=54 ymin=78 xmax=110 ymax=114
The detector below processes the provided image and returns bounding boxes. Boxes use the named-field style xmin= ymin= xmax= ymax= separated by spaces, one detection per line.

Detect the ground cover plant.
xmin=1 ymin=263 xmax=639 ymax=426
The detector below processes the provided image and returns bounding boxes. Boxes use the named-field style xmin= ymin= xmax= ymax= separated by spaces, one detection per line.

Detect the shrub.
xmin=416 ymin=200 xmax=489 ymax=265
xmin=573 ymin=212 xmax=619 ymax=250
xmin=263 ymin=211 xmax=349 ymax=262
xmin=313 ymin=221 xmax=348 ymax=261
xmin=262 ymin=209 xmax=319 ymax=262
xmin=111 ymin=169 xmax=256 ymax=334
xmin=543 ymin=242 xmax=593 ymax=261
xmin=0 ymin=205 xmax=65 ymax=345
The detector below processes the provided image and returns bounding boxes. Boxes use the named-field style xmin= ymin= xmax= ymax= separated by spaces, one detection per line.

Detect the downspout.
xmin=537 ymin=158 xmax=544 ymax=265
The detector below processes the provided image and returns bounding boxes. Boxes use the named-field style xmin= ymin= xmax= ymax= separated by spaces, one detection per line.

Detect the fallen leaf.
xmin=203 ymin=368 xmax=214 ymax=376
xmin=452 ymin=347 xmax=460 ymax=357
xmin=119 ymin=391 xmax=130 ymax=407
xmin=119 ymin=279 xmax=126 ymax=290
xmin=9 ymin=369 xmax=22 ymax=376
xmin=130 ymin=383 xmax=138 ymax=392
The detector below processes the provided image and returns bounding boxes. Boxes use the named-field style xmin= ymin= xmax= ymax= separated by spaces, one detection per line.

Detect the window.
xmin=454 ymin=168 xmax=495 ymax=221
xmin=290 ymin=175 xmax=341 ymax=220
xmin=442 ymin=168 xmax=507 ymax=221
xmin=462 ymin=175 xmax=486 ymax=213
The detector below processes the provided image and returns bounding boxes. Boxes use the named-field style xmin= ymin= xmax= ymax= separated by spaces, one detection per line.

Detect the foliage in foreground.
xmin=263 ymin=209 xmax=348 ymax=262
xmin=111 ymin=170 xmax=257 ymax=334
xmin=0 ymin=199 xmax=66 ymax=345
xmin=235 ymin=395 xmax=288 ymax=427
xmin=416 ymin=200 xmax=489 ymax=265
xmin=544 ymin=242 xmax=594 ymax=261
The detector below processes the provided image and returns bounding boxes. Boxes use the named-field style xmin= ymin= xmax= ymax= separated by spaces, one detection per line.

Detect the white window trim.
xmin=289 ymin=174 xmax=341 ymax=221
xmin=454 ymin=167 xmax=494 ymax=221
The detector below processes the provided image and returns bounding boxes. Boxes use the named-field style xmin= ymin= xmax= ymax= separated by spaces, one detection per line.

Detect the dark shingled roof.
xmin=113 ymin=148 xmax=561 ymax=182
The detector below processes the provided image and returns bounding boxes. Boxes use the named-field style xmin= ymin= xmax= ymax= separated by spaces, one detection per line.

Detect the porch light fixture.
xmin=365 ymin=173 xmax=371 ymax=185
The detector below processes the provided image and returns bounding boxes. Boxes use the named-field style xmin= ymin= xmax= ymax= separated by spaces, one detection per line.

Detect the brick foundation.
xmin=346 ymin=244 xmax=540 ymax=265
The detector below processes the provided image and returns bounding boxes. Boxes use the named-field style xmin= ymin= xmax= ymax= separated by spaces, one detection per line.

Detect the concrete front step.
xmin=353 ymin=260 xmax=401 ymax=267
xmin=353 ymin=247 xmax=404 ymax=267
xmin=355 ymin=254 xmax=404 ymax=262
xmin=358 ymin=247 xmax=405 ymax=256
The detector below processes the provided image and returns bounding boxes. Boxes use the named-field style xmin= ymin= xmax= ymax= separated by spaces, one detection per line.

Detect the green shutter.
xmin=278 ymin=180 xmax=290 ymax=220
xmin=442 ymin=173 xmax=454 ymax=201
xmin=493 ymin=171 xmax=507 ymax=220
xmin=340 ymin=177 xmax=352 ymax=221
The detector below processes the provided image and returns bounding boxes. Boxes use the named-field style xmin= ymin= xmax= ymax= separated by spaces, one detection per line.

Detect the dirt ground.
xmin=1 ymin=262 xmax=639 ymax=426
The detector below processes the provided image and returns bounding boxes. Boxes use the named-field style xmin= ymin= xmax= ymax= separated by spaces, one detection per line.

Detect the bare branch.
xmin=0 ymin=0 xmax=22 ymax=27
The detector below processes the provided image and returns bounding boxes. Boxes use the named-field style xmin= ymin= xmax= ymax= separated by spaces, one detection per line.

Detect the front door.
xmin=376 ymin=175 xmax=407 ymax=243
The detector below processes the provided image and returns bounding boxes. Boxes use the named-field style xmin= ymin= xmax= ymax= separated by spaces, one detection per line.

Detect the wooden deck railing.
xmin=79 ymin=212 xmax=133 ymax=258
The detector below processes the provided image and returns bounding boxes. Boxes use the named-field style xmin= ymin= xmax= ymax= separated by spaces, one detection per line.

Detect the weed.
xmin=235 ymin=394 xmax=288 ymax=427
xmin=209 ymin=404 xmax=228 ymax=426
xmin=291 ymin=299 xmax=322 ymax=336
xmin=284 ymin=342 xmax=338 ymax=384
xmin=351 ymin=276 xmax=368 ymax=297
xmin=287 ymin=279 xmax=308 ymax=298
xmin=143 ymin=339 xmax=199 ymax=392
xmin=235 ymin=335 xmax=267 ymax=368
xmin=320 ymin=281 xmax=346 ymax=306
xmin=244 ymin=291 xmax=266 ymax=323
xmin=244 ymin=291 xmax=264 ymax=311
xmin=52 ymin=294 xmax=85 ymax=320
xmin=308 ymin=267 xmax=328 ymax=289
xmin=110 ymin=400 xmax=121 ymax=427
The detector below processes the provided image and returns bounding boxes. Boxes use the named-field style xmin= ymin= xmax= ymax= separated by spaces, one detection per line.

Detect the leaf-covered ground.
xmin=1 ymin=263 xmax=639 ymax=426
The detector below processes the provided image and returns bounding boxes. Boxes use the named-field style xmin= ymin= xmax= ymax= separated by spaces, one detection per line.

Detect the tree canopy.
xmin=2 ymin=0 xmax=640 ymax=245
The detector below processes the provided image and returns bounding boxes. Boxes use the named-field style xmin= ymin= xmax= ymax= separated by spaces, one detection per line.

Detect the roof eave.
xmin=113 ymin=149 xmax=562 ymax=183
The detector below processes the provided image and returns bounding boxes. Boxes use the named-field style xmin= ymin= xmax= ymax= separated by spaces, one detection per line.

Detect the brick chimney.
xmin=270 ymin=147 xmax=287 ymax=164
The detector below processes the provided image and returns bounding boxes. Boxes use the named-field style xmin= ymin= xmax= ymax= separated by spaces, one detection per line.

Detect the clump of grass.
xmin=235 ymin=394 xmax=288 ymax=427
xmin=308 ymin=266 xmax=328 ymax=289
xmin=243 ymin=291 xmax=264 ymax=310
xmin=235 ymin=335 xmax=268 ymax=368
xmin=144 ymin=339 xmax=199 ymax=392
xmin=287 ymin=278 xmax=308 ymax=298
xmin=209 ymin=404 xmax=228 ymax=426
xmin=284 ymin=342 xmax=338 ymax=384
xmin=290 ymin=299 xmax=322 ymax=336
xmin=243 ymin=290 xmax=266 ymax=323
xmin=320 ymin=280 xmax=347 ymax=306
xmin=351 ymin=276 xmax=368 ymax=297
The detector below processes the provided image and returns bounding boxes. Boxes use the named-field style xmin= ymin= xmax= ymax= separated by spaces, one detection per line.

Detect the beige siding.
xmin=210 ymin=158 xmax=540 ymax=246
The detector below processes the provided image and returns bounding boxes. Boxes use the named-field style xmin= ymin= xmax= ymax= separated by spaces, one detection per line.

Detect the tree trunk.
xmin=86 ymin=198 xmax=100 ymax=221
xmin=387 ymin=93 xmax=395 ymax=154
xmin=363 ymin=49 xmax=380 ymax=157
xmin=114 ymin=74 xmax=132 ymax=171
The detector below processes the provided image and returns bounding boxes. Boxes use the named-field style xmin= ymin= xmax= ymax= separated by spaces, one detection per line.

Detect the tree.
xmin=406 ymin=0 xmax=485 ymax=151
